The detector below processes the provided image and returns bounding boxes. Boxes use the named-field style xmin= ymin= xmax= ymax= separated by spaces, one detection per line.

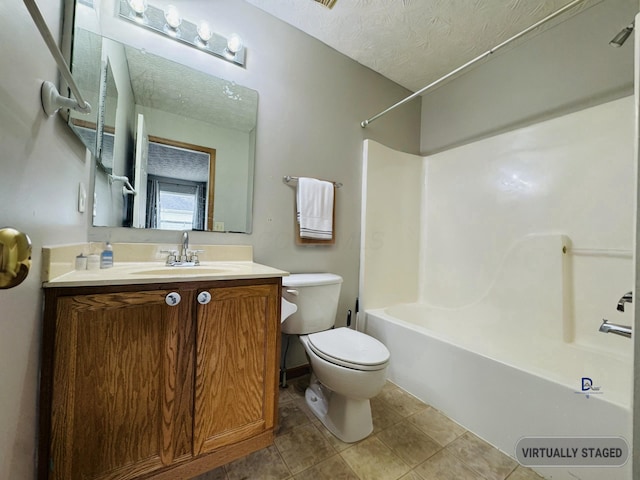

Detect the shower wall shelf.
xmin=563 ymin=246 xmax=632 ymax=259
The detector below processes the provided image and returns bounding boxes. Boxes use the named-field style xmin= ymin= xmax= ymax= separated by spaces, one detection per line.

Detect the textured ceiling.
xmin=125 ymin=46 xmax=258 ymax=132
xmin=244 ymin=0 xmax=594 ymax=92
xmin=71 ymin=29 xmax=259 ymax=133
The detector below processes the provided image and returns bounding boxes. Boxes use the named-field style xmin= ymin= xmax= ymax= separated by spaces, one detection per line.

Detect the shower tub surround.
xmin=359 ymin=98 xmax=634 ymax=480
xmin=365 ymin=234 xmax=631 ymax=480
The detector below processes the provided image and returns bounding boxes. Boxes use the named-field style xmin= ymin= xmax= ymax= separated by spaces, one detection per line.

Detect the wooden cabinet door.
xmin=193 ymin=283 xmax=279 ymax=455
xmin=49 ymin=289 xmax=194 ymax=480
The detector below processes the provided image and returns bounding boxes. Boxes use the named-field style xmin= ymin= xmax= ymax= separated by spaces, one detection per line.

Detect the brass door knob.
xmin=0 ymin=227 xmax=32 ymax=289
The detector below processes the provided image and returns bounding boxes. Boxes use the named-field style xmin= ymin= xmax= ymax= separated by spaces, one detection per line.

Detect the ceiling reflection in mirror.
xmin=68 ymin=1 xmax=258 ymax=233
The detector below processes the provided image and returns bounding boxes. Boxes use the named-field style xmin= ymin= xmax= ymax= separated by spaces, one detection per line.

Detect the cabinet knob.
xmin=165 ymin=292 xmax=182 ymax=306
xmin=197 ymin=291 xmax=212 ymax=305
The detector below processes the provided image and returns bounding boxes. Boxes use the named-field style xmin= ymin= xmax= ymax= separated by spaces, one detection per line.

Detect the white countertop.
xmin=43 ymin=261 xmax=289 ymax=288
xmin=42 ymin=243 xmax=289 ymax=287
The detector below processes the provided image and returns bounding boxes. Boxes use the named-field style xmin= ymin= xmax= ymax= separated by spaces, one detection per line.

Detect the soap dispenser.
xmin=100 ymin=242 xmax=114 ymax=269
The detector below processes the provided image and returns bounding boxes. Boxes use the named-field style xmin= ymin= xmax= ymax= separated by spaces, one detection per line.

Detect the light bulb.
xmin=128 ymin=0 xmax=147 ymax=14
xmin=226 ymin=34 xmax=243 ymax=54
xmin=197 ymin=21 xmax=212 ymax=43
xmin=164 ymin=5 xmax=182 ymax=29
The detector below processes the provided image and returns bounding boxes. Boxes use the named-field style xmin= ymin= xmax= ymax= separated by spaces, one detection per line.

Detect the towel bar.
xmin=283 ymin=176 xmax=342 ymax=188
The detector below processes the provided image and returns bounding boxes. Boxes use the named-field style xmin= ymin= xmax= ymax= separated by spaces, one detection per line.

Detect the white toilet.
xmin=282 ymin=273 xmax=390 ymax=443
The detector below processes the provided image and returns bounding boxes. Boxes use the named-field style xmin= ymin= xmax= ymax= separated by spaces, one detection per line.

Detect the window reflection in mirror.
xmin=140 ymin=137 xmax=216 ymax=231
xmin=68 ymin=0 xmax=258 ymax=234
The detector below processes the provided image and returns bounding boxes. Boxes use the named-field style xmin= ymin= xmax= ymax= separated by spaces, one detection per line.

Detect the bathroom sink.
xmin=131 ymin=266 xmax=241 ymax=276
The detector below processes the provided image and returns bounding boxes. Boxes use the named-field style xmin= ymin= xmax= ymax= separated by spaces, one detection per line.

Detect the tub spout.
xmin=616 ymin=291 xmax=632 ymax=312
xmin=599 ymin=319 xmax=632 ymax=338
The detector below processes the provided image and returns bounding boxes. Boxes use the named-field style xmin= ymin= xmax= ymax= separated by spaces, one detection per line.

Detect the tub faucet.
xmin=617 ymin=291 xmax=633 ymax=312
xmin=599 ymin=319 xmax=632 ymax=338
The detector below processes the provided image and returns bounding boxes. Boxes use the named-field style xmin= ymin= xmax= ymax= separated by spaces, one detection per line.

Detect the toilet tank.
xmin=281 ymin=273 xmax=343 ymax=334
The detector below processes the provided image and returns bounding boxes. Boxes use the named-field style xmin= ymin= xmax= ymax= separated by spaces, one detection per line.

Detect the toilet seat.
xmin=306 ymin=328 xmax=390 ymax=371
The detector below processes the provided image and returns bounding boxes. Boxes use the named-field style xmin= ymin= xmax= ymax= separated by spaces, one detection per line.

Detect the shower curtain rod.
xmin=23 ymin=0 xmax=91 ymax=116
xmin=360 ymin=0 xmax=586 ymax=128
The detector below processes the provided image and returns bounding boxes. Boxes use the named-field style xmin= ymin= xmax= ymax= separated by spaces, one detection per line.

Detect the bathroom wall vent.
xmin=314 ymin=0 xmax=337 ymax=9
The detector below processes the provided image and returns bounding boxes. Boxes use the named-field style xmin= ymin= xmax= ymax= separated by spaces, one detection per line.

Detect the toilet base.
xmin=305 ymin=378 xmax=373 ymax=443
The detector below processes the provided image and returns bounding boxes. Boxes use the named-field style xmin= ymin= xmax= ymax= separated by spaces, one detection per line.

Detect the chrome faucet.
xmin=162 ymin=231 xmax=202 ymax=266
xmin=180 ymin=231 xmax=189 ymax=262
xmin=599 ymin=291 xmax=634 ymax=339
xmin=616 ymin=291 xmax=633 ymax=312
xmin=599 ymin=320 xmax=631 ymax=338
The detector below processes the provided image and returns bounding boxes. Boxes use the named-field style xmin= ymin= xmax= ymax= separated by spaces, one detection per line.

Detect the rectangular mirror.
xmin=67 ymin=1 xmax=258 ymax=233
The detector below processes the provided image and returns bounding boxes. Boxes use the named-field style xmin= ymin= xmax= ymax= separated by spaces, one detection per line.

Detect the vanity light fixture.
xmin=127 ymin=0 xmax=147 ymax=22
xmin=196 ymin=21 xmax=213 ymax=46
xmin=226 ymin=34 xmax=244 ymax=57
xmin=163 ymin=5 xmax=182 ymax=36
xmin=118 ymin=0 xmax=246 ymax=67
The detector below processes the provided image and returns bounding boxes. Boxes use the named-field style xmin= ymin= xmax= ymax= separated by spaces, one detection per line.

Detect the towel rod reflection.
xmin=109 ymin=174 xmax=137 ymax=196
xmin=283 ymin=176 xmax=343 ymax=188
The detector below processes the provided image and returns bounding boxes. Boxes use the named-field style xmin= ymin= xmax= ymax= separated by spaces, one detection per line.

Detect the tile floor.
xmin=194 ymin=376 xmax=544 ymax=480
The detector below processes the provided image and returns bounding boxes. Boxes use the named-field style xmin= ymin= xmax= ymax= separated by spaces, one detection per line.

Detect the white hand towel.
xmin=297 ymin=177 xmax=334 ymax=240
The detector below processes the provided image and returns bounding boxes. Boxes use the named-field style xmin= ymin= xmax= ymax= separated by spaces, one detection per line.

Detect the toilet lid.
xmin=282 ymin=273 xmax=343 ymax=287
xmin=307 ymin=328 xmax=390 ymax=371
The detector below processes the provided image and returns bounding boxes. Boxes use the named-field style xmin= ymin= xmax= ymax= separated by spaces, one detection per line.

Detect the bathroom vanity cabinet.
xmin=38 ymin=277 xmax=281 ymax=480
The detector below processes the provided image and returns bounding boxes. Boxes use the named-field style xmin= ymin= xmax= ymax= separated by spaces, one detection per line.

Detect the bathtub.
xmin=366 ymin=303 xmax=631 ymax=480
xmin=362 ymin=235 xmax=632 ymax=480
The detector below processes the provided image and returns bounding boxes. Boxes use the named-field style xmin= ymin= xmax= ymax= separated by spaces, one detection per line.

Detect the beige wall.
xmin=89 ymin=0 xmax=422 ymax=329
xmin=0 ymin=2 xmax=90 ymax=478
xmin=420 ymin=0 xmax=636 ymax=154
xmin=0 ymin=1 xmax=420 ymax=478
